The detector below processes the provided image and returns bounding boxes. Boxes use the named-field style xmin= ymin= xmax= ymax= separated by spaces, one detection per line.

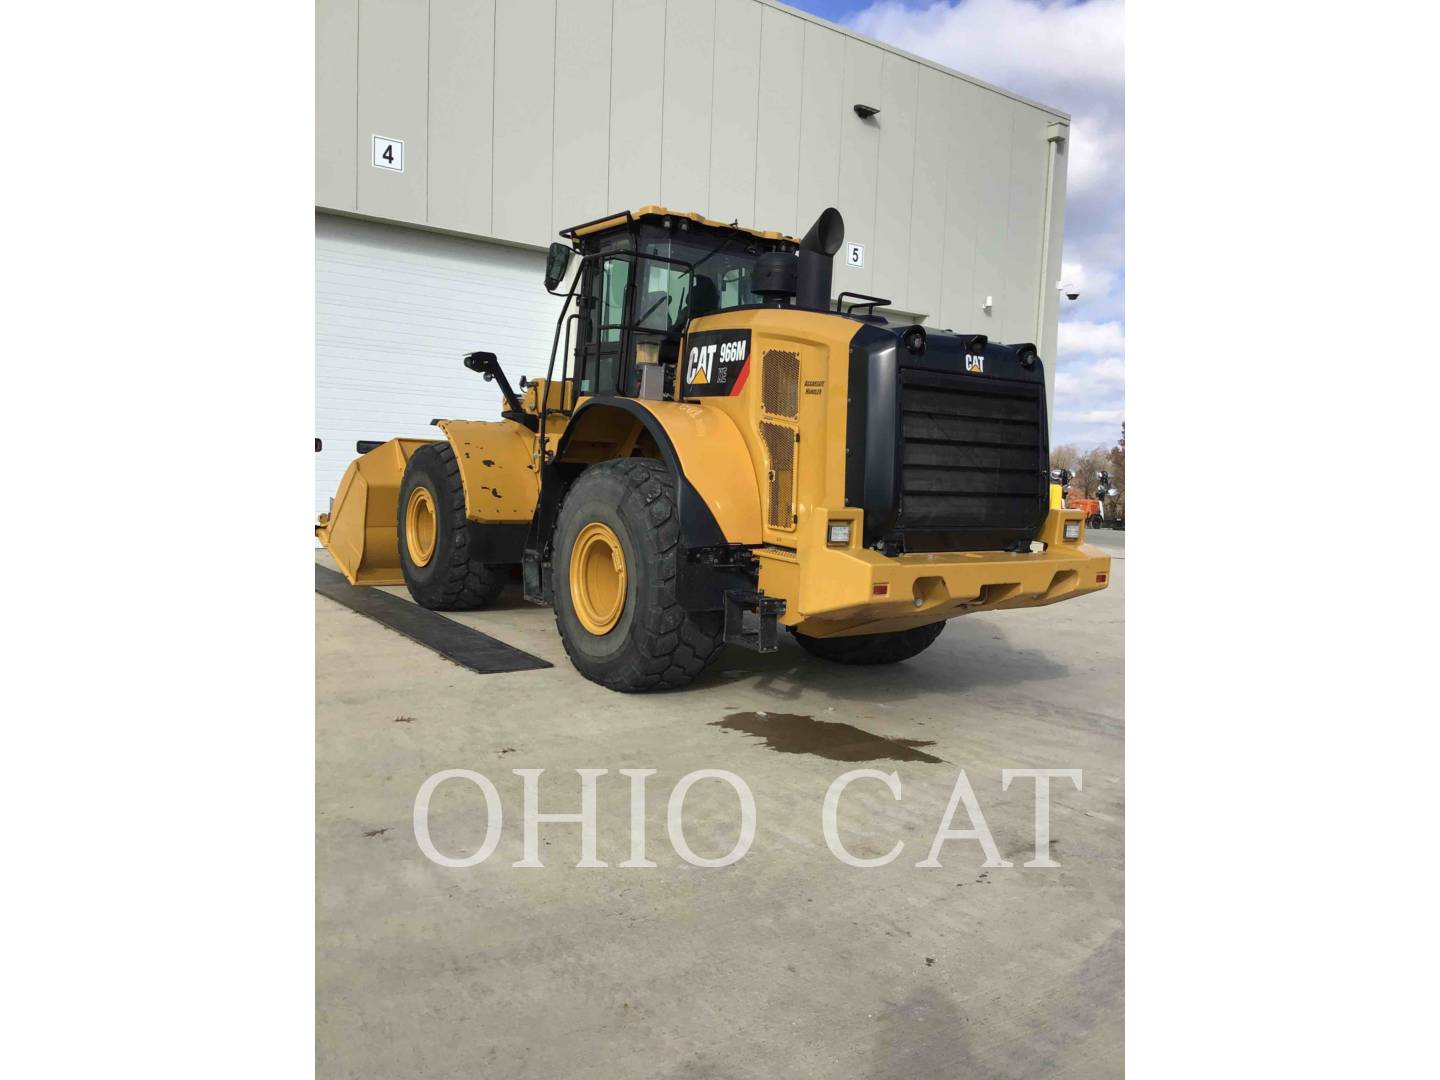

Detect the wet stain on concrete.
xmin=363 ymin=828 xmax=389 ymax=838
xmin=712 ymin=711 xmax=943 ymax=764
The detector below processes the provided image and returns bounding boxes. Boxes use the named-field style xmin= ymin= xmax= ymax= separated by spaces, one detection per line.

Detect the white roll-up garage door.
xmin=315 ymin=212 xmax=565 ymax=516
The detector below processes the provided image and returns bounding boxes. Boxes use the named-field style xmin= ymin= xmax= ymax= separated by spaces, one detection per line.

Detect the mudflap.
xmin=723 ymin=590 xmax=785 ymax=653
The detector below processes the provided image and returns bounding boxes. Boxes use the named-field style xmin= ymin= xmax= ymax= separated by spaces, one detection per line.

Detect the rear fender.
xmin=525 ymin=399 xmax=763 ymax=608
xmin=543 ymin=399 xmax=762 ymax=548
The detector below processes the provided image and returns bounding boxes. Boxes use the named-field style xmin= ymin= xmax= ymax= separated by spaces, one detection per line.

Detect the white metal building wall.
xmin=314 ymin=213 xmax=564 ymax=516
xmin=315 ymin=0 xmax=1069 ymax=386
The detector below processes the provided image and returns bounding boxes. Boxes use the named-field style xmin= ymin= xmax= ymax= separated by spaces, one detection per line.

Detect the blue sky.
xmin=787 ymin=0 xmax=1125 ymax=448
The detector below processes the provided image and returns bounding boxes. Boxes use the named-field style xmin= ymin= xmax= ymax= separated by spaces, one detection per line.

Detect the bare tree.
xmin=1051 ymin=430 xmax=1124 ymax=520
xmin=1107 ymin=424 xmax=1125 ymax=520
xmin=1071 ymin=446 xmax=1110 ymax=501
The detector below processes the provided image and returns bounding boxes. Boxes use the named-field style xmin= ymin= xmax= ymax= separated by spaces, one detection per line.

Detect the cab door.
xmin=577 ymin=253 xmax=632 ymax=398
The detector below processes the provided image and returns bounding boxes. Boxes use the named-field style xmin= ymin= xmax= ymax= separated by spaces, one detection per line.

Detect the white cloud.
xmin=1054 ymin=352 xmax=1124 ymax=445
xmin=1058 ymin=320 xmax=1125 ymax=356
xmin=1064 ymin=110 xmax=1124 ymax=201
xmin=1056 ymin=407 xmax=1125 ymax=424
xmin=1056 ymin=353 xmax=1124 ymax=396
xmin=847 ymin=0 xmax=1124 ymax=107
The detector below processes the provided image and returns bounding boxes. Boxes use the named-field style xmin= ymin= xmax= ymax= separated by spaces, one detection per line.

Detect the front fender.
xmin=434 ymin=418 xmax=539 ymax=524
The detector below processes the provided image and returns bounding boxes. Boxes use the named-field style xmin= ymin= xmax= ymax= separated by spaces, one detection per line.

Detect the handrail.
xmin=837 ymin=290 xmax=892 ymax=316
xmin=558 ymin=209 xmax=634 ymax=242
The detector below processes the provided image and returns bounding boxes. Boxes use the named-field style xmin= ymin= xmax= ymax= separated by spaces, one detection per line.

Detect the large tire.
xmin=397 ymin=442 xmax=507 ymax=611
xmin=792 ymin=621 xmax=946 ymax=666
xmin=552 ymin=459 xmax=725 ymax=692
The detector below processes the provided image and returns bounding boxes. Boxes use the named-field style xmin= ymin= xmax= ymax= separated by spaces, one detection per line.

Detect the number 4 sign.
xmin=372 ymin=135 xmax=404 ymax=173
xmin=846 ymin=242 xmax=864 ymax=268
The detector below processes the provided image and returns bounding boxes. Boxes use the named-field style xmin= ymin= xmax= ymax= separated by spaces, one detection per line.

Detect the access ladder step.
xmin=723 ymin=590 xmax=786 ymax=653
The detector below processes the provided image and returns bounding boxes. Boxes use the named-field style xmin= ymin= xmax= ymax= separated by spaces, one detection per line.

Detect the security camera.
xmin=1058 ymin=281 xmax=1080 ymax=301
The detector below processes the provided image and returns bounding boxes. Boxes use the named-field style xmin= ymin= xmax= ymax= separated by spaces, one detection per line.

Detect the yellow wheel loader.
xmin=317 ymin=206 xmax=1111 ymax=692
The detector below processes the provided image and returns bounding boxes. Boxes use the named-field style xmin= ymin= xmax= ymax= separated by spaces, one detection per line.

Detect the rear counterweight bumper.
xmin=758 ymin=508 xmax=1111 ymax=639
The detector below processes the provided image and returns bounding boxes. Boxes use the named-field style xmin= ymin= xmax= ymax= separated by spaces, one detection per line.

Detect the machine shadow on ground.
xmin=693 ymin=616 xmax=1072 ymax=703
xmin=347 ymin=576 xmax=1074 ymax=710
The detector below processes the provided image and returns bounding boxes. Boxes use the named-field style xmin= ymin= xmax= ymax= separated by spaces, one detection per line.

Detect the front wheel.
xmin=551 ymin=459 xmax=725 ymax=692
xmin=792 ymin=622 xmax=946 ymax=666
xmin=397 ymin=442 xmax=507 ymax=610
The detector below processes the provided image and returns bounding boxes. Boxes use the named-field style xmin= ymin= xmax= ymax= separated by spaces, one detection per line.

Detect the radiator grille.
xmin=897 ymin=371 xmax=1046 ymax=535
xmin=761 ymin=350 xmax=800 ymax=419
xmin=759 ymin=420 xmax=797 ymax=529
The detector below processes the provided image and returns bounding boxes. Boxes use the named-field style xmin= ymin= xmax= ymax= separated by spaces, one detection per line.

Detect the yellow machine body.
xmin=316 ymin=206 xmax=1110 ymax=636
xmin=665 ymin=307 xmax=1109 ymax=638
xmin=754 ymin=504 xmax=1107 ymax=638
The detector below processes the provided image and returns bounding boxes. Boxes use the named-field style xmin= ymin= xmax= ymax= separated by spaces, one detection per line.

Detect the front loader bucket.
xmin=316 ymin=438 xmax=437 ymax=585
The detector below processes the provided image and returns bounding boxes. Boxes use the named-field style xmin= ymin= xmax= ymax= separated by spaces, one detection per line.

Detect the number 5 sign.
xmin=372 ymin=135 xmax=404 ymax=173
xmin=845 ymin=242 xmax=864 ymax=268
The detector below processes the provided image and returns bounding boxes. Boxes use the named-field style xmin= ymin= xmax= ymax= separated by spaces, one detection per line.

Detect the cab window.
xmin=598 ymin=256 xmax=630 ymax=345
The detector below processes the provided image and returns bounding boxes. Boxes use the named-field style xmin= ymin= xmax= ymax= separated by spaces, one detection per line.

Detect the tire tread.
xmin=554 ymin=459 xmax=725 ymax=692
xmin=399 ymin=443 xmax=506 ymax=611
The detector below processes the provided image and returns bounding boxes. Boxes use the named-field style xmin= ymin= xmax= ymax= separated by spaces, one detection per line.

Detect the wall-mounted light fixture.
xmin=853 ymin=104 xmax=880 ymax=119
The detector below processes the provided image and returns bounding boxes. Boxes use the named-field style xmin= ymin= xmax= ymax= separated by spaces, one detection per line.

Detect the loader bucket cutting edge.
xmin=315 ymin=438 xmax=437 ymax=586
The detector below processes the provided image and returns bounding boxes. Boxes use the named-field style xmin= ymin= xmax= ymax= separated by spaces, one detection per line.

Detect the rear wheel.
xmin=397 ymin=442 xmax=507 ymax=610
xmin=552 ymin=459 xmax=725 ymax=692
xmin=792 ymin=621 xmax=946 ymax=666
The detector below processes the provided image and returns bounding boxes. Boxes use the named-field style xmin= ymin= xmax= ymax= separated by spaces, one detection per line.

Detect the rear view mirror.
xmin=544 ymin=243 xmax=573 ymax=291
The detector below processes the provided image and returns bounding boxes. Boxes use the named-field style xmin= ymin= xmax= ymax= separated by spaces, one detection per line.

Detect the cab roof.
xmin=561 ymin=205 xmax=797 ymax=244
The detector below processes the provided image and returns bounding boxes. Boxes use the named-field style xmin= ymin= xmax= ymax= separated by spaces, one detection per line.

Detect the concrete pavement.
xmin=316 ymin=541 xmax=1123 ymax=1078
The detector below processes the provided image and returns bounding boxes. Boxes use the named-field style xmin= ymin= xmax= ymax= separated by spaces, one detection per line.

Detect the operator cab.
xmin=552 ymin=207 xmax=800 ymax=402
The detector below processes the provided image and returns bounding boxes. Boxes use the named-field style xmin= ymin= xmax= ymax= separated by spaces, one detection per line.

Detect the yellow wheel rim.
xmin=570 ymin=522 xmax=627 ymax=635
xmin=404 ymin=486 xmax=438 ymax=567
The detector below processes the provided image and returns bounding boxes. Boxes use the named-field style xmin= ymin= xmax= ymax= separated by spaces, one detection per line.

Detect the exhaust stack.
xmin=796 ymin=207 xmax=844 ymax=311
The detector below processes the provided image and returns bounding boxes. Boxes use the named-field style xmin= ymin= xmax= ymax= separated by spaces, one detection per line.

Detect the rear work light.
xmin=827 ymin=522 xmax=852 ymax=545
xmin=1063 ymin=521 xmax=1081 ymax=541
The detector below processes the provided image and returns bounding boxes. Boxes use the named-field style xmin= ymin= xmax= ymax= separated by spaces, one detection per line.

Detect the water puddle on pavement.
xmin=712 ymin=712 xmax=943 ymax=764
